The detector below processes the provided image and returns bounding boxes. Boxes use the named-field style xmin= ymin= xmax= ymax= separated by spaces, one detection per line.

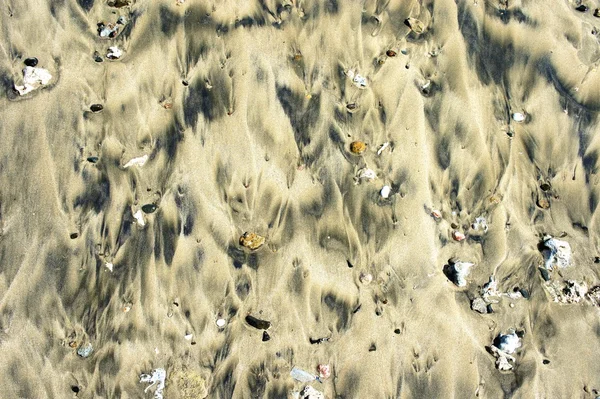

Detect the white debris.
xmin=471 ymin=297 xmax=489 ymax=314
xmin=317 ymin=364 xmax=331 ymax=379
xmin=105 ymin=262 xmax=114 ymax=272
xmin=290 ymin=367 xmax=318 ymax=383
xmin=359 ymin=272 xmax=373 ymax=285
xmin=546 ymin=280 xmax=588 ymax=304
xmin=184 ymin=333 xmax=193 ymax=340
xmin=380 ymin=185 xmax=391 ymax=198
xmin=512 ymin=112 xmax=526 ymax=123
xmin=300 ymin=385 xmax=324 ymax=399
xmin=446 ymin=260 xmax=474 ymax=287
xmin=377 ymin=142 xmax=390 ymax=155
xmin=541 ymin=236 xmax=571 ymax=270
xmin=77 ymin=342 xmax=93 ymax=358
xmin=107 ymin=46 xmax=123 ymax=60
xmin=482 ymin=276 xmax=500 ymax=302
xmin=98 ymin=22 xmax=119 ymax=38
xmin=346 ymin=69 xmax=368 ymax=89
xmin=356 ymin=168 xmax=377 ymax=182
xmin=472 ymin=216 xmax=488 ymax=232
xmin=123 ymin=154 xmax=149 ymax=168
xmin=133 ymin=209 xmax=146 ymax=227
xmin=14 ymin=66 xmax=52 ymax=95
xmin=140 ymin=368 xmax=166 ymax=399
xmin=491 ymin=331 xmax=521 ymax=371
xmin=216 ymin=318 xmax=227 ymax=328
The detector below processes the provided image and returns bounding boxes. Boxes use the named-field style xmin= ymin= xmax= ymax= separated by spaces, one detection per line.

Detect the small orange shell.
xmin=239 ymin=232 xmax=266 ymax=250
xmin=350 ymin=141 xmax=367 ymax=154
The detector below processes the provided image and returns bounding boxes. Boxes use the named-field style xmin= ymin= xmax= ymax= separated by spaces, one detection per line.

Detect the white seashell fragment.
xmin=512 ymin=112 xmax=526 ymax=122
xmin=140 ymin=368 xmax=166 ymax=399
xmin=377 ymin=142 xmax=390 ymax=155
xmin=133 ymin=209 xmax=145 ymax=227
xmin=105 ymin=262 xmax=114 ymax=272
xmin=445 ymin=260 xmax=474 ymax=287
xmin=107 ymin=46 xmax=123 ymax=60
xmin=300 ymin=385 xmax=324 ymax=399
xmin=356 ymin=168 xmax=377 ymax=181
xmin=290 ymin=367 xmax=318 ymax=383
xmin=15 ymin=66 xmax=52 ymax=95
xmin=216 ymin=318 xmax=227 ymax=328
xmin=541 ymin=236 xmax=571 ymax=270
xmin=184 ymin=333 xmax=193 ymax=340
xmin=123 ymin=154 xmax=148 ymax=168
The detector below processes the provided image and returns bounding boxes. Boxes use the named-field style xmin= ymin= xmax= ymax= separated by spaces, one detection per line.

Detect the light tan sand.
xmin=1 ymin=0 xmax=600 ymax=397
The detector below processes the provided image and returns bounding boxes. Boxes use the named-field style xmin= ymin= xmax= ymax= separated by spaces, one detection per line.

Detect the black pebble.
xmin=540 ymin=182 xmax=551 ymax=192
xmin=90 ymin=104 xmax=104 ymax=113
xmin=346 ymin=260 xmax=353 ymax=268
xmin=182 ymin=80 xmax=189 ymax=86
xmin=594 ymin=8 xmax=600 ymax=17
xmin=70 ymin=233 xmax=79 ymax=239
xmin=262 ymin=331 xmax=270 ymax=342
xmin=543 ymin=359 xmax=550 ymax=364
xmin=369 ymin=343 xmax=377 ymax=352
xmin=141 ymin=204 xmax=157 ymax=214
xmin=93 ymin=52 xmax=103 ymax=63
xmin=309 ymin=337 xmax=329 ymax=344
xmin=87 ymin=156 xmax=99 ymax=163
xmin=24 ymin=57 xmax=38 ymax=67
xmin=71 ymin=385 xmax=80 ymax=393
xmin=575 ymin=4 xmax=588 ymax=12
xmin=245 ymin=315 xmax=271 ymax=330
xmin=594 ymin=256 xmax=600 ymax=263
xmin=394 ymin=328 xmax=401 ymax=334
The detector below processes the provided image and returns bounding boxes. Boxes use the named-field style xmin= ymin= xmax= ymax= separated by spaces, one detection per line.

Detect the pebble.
xmin=108 ymin=0 xmax=132 ymax=7
xmin=431 ymin=209 xmax=442 ymax=220
xmin=445 ymin=259 xmax=474 ymax=287
xmin=93 ymin=52 xmax=103 ymax=62
xmin=350 ymin=141 xmax=367 ymax=154
xmin=380 ymin=185 xmax=391 ymax=198
xmin=359 ymin=272 xmax=373 ymax=284
xmin=404 ymin=18 xmax=425 ymax=33
xmin=216 ymin=318 xmax=227 ymax=328
xmin=494 ymin=331 xmax=521 ymax=354
xmin=245 ymin=314 xmax=271 ymax=330
xmin=512 ymin=112 xmax=526 ymax=122
xmin=24 ymin=57 xmax=38 ymax=67
xmin=595 ymin=8 xmax=600 ymax=17
xmin=386 ymin=50 xmax=397 ymax=57
xmin=97 ymin=22 xmax=119 ymax=38
xmin=133 ymin=209 xmax=145 ymax=226
xmin=77 ymin=343 xmax=93 ymax=358
xmin=537 ymin=197 xmax=550 ymax=209
xmin=90 ymin=104 xmax=103 ymax=113
xmin=142 ymin=204 xmax=157 ymax=214
xmin=87 ymin=156 xmax=99 ymax=163
xmin=452 ymin=231 xmax=466 ymax=241
xmin=262 ymin=331 xmax=271 ymax=342
xmin=575 ymin=4 xmax=588 ymax=12
xmin=317 ymin=364 xmax=331 ymax=379
xmin=239 ymin=232 xmax=266 ymax=250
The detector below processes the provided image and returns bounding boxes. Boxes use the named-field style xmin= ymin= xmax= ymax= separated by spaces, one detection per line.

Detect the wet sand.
xmin=1 ymin=0 xmax=600 ymax=398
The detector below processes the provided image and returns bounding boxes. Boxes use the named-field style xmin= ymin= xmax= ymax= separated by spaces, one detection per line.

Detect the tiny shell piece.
xmin=239 ymin=232 xmax=265 ymax=250
xmin=123 ymin=154 xmax=148 ymax=168
xmin=107 ymin=46 xmax=123 ymax=60
xmin=512 ymin=112 xmax=526 ymax=122
xmin=350 ymin=141 xmax=367 ymax=154
xmin=133 ymin=209 xmax=145 ymax=227
xmin=317 ymin=364 xmax=331 ymax=379
xmin=300 ymin=385 xmax=324 ymax=399
xmin=216 ymin=318 xmax=227 ymax=328
xmin=359 ymin=272 xmax=373 ymax=284
xmin=431 ymin=209 xmax=442 ymax=220
xmin=356 ymin=168 xmax=377 ymax=181
xmin=15 ymin=66 xmax=52 ymax=95
xmin=380 ymin=185 xmax=391 ymax=198
xmin=452 ymin=231 xmax=466 ymax=241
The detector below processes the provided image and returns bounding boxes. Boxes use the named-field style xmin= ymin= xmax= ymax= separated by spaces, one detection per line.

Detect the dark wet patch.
xmin=77 ymin=0 xmax=94 ymax=12
xmin=161 ymin=217 xmax=180 ymax=266
xmin=321 ymin=291 xmax=354 ymax=332
xmin=436 ymin=135 xmax=451 ymax=170
xmin=234 ymin=15 xmax=266 ymax=29
xmin=74 ymin=172 xmax=110 ymax=214
xmin=325 ymin=0 xmax=339 ymax=14
xmin=235 ymin=273 xmax=251 ymax=300
xmin=183 ymin=75 xmax=228 ymax=128
xmin=276 ymin=85 xmax=321 ymax=156
xmin=247 ymin=362 xmax=267 ymax=396
xmin=160 ymin=5 xmax=180 ymax=37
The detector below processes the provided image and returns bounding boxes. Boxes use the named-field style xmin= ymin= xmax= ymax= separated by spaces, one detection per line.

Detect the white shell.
xmin=542 ymin=236 xmax=571 ymax=270
xmin=107 ymin=46 xmax=123 ymax=60
xmin=133 ymin=209 xmax=145 ymax=227
xmin=216 ymin=318 xmax=227 ymax=328
xmin=512 ymin=112 xmax=526 ymax=122
xmin=105 ymin=262 xmax=114 ymax=272
xmin=15 ymin=66 xmax=52 ymax=95
xmin=377 ymin=142 xmax=390 ymax=155
xmin=450 ymin=261 xmax=474 ymax=287
xmin=123 ymin=154 xmax=148 ymax=168
xmin=357 ymin=168 xmax=377 ymax=181
xmin=184 ymin=333 xmax=193 ymax=340
xmin=496 ymin=331 xmax=521 ymax=354
xmin=300 ymin=386 xmax=324 ymax=399
xmin=290 ymin=367 xmax=317 ymax=383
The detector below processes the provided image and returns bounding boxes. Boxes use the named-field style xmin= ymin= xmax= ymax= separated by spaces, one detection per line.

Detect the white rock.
xmin=133 ymin=209 xmax=145 ymax=227
xmin=377 ymin=142 xmax=390 ymax=155
xmin=495 ymin=331 xmax=521 ymax=354
xmin=512 ymin=112 xmax=526 ymax=122
xmin=107 ymin=46 xmax=123 ymax=60
xmin=123 ymin=154 xmax=148 ymax=168
xmin=184 ymin=333 xmax=193 ymax=340
xmin=15 ymin=66 xmax=52 ymax=95
xmin=216 ymin=318 xmax=227 ymax=328
xmin=380 ymin=185 xmax=391 ymax=198
xmin=105 ymin=262 xmax=114 ymax=272
xmin=140 ymin=368 xmax=166 ymax=399
xmin=541 ymin=236 xmax=571 ymax=270
xmin=472 ymin=216 xmax=488 ymax=232
xmin=447 ymin=260 xmax=474 ymax=287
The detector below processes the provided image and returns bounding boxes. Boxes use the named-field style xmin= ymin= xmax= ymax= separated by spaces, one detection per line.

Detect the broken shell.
xmin=359 ymin=272 xmax=373 ymax=284
xmin=300 ymin=386 xmax=324 ymax=399
xmin=184 ymin=333 xmax=193 ymax=340
xmin=444 ymin=259 xmax=474 ymax=287
xmin=97 ymin=22 xmax=119 ymax=38
xmin=540 ymin=236 xmax=571 ymax=270
xmin=123 ymin=154 xmax=148 ymax=168
xmin=404 ymin=18 xmax=425 ymax=33
xmin=452 ymin=231 xmax=466 ymax=241
xmin=431 ymin=209 xmax=442 ymax=220
xmin=380 ymin=185 xmax=391 ymax=198
xmin=14 ymin=66 xmax=52 ymax=95
xmin=494 ymin=331 xmax=521 ymax=354
xmin=356 ymin=168 xmax=377 ymax=181
xmin=317 ymin=364 xmax=331 ymax=379
xmin=106 ymin=46 xmax=122 ymax=60
xmin=536 ymin=197 xmax=550 ymax=209
xmin=377 ymin=142 xmax=390 ymax=155
xmin=133 ymin=209 xmax=145 ymax=226
xmin=216 ymin=318 xmax=227 ymax=328
xmin=471 ymin=297 xmax=489 ymax=314
xmin=350 ymin=141 xmax=367 ymax=154
xmin=239 ymin=232 xmax=266 ymax=250
xmin=105 ymin=262 xmax=114 ymax=272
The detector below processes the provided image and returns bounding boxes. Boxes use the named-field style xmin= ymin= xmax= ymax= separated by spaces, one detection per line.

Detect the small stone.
xmin=141 ymin=204 xmax=157 ymax=214
xmin=575 ymin=4 xmax=588 ymax=12
xmin=93 ymin=52 xmax=103 ymax=62
xmin=350 ymin=141 xmax=367 ymax=154
xmin=77 ymin=343 xmax=93 ymax=358
xmin=117 ymin=16 xmax=127 ymax=25
xmin=452 ymin=231 xmax=466 ymax=241
xmin=90 ymin=104 xmax=103 ymax=113
xmin=540 ymin=182 xmax=551 ymax=192
xmin=24 ymin=57 xmax=38 ymax=67
xmin=317 ymin=364 xmax=331 ymax=379
xmin=70 ymin=232 xmax=79 ymax=239
xmin=404 ymin=18 xmax=425 ymax=33
xmin=444 ymin=259 xmax=474 ymax=287
xmin=97 ymin=22 xmax=119 ymax=38
xmin=537 ymin=197 xmax=550 ymax=209
xmin=471 ymin=297 xmax=488 ymax=314
xmin=262 ymin=331 xmax=271 ymax=341
xmin=431 ymin=209 xmax=442 ymax=220
xmin=216 ymin=318 xmax=226 ymax=328
xmin=346 ymin=103 xmax=357 ymax=111
xmin=386 ymin=50 xmax=397 ymax=57
xmin=87 ymin=156 xmax=99 ymax=163
xmin=512 ymin=112 xmax=526 ymax=122
xmin=543 ymin=359 xmax=550 ymax=365
xmin=239 ymin=232 xmax=265 ymax=250
xmin=71 ymin=386 xmax=80 ymax=393
xmin=380 ymin=185 xmax=391 ymax=198
xmin=108 ymin=0 xmax=132 ymax=7
xmin=540 ymin=236 xmax=571 ymax=270
xmin=594 ymin=8 xmax=600 ymax=17
xmin=245 ymin=314 xmax=271 ymax=330
xmin=359 ymin=272 xmax=373 ymax=284
xmin=14 ymin=66 xmax=52 ymax=95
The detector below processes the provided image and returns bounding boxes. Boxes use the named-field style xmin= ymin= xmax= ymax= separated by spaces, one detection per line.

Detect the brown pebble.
xmin=350 ymin=141 xmax=367 ymax=154
xmin=293 ymin=53 xmax=303 ymax=62
xmin=69 ymin=341 xmax=78 ymax=348
xmin=386 ymin=50 xmax=397 ymax=57
xmin=594 ymin=8 xmax=600 ymax=17
xmin=537 ymin=197 xmax=550 ymax=209
xmin=239 ymin=232 xmax=265 ymax=250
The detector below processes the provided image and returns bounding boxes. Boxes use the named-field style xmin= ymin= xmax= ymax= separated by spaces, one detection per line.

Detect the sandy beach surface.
xmin=1 ymin=0 xmax=600 ymax=398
